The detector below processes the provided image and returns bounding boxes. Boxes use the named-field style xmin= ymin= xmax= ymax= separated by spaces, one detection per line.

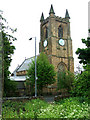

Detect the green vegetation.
xmin=70 ymin=31 xmax=90 ymax=98
xmin=0 ymin=12 xmax=17 ymax=96
xmin=70 ymin=70 xmax=89 ymax=97
xmin=2 ymin=97 xmax=89 ymax=118
xmin=26 ymin=52 xmax=56 ymax=95
xmin=57 ymin=71 xmax=74 ymax=93
xmin=76 ymin=35 xmax=90 ymax=65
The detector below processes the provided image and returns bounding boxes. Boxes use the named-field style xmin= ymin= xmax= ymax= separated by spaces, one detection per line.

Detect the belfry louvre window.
xmin=46 ymin=27 xmax=48 ymax=39
xmin=58 ymin=25 xmax=63 ymax=38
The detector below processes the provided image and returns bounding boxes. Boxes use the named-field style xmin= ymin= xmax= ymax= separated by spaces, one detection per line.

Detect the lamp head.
xmin=29 ymin=38 xmax=32 ymax=40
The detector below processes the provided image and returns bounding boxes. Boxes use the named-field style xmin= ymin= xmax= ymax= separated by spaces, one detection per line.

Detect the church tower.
xmin=39 ymin=5 xmax=74 ymax=75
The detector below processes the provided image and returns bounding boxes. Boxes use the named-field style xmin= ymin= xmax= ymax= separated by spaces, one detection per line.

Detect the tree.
xmin=76 ymin=30 xmax=90 ymax=65
xmin=70 ymin=71 xmax=89 ymax=97
xmin=70 ymin=30 xmax=90 ymax=97
xmin=57 ymin=71 xmax=74 ymax=94
xmin=0 ymin=12 xmax=17 ymax=96
xmin=26 ymin=52 xmax=56 ymax=95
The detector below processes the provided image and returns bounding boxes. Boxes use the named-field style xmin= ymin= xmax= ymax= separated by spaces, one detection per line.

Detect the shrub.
xmin=70 ymin=70 xmax=90 ymax=97
xmin=4 ymin=79 xmax=17 ymax=97
xmin=57 ymin=71 xmax=74 ymax=93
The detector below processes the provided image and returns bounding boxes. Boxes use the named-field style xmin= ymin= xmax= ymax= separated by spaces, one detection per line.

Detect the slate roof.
xmin=10 ymin=57 xmax=34 ymax=81
xmin=17 ymin=57 xmax=34 ymax=72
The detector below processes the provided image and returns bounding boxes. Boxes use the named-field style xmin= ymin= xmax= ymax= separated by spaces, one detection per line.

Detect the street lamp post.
xmin=29 ymin=37 xmax=37 ymax=97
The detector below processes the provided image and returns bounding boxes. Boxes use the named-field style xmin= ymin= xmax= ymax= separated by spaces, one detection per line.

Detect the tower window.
xmin=46 ymin=27 xmax=48 ymax=39
xmin=58 ymin=25 xmax=63 ymax=38
xmin=57 ymin=62 xmax=66 ymax=73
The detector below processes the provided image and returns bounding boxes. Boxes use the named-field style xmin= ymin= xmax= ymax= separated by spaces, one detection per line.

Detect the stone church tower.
xmin=39 ymin=5 xmax=74 ymax=76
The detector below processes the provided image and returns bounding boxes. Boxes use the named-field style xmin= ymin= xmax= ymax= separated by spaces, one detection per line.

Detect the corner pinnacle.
xmin=40 ymin=12 xmax=44 ymax=22
xmin=49 ymin=4 xmax=55 ymax=15
xmin=65 ymin=9 xmax=70 ymax=19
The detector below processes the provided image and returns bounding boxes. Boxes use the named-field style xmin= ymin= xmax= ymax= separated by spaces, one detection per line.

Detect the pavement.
xmin=3 ymin=96 xmax=55 ymax=103
xmin=43 ymin=96 xmax=55 ymax=103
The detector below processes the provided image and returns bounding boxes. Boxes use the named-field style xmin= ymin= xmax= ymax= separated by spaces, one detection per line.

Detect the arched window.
xmin=58 ymin=25 xmax=63 ymax=38
xmin=57 ymin=62 xmax=66 ymax=73
xmin=46 ymin=27 xmax=48 ymax=39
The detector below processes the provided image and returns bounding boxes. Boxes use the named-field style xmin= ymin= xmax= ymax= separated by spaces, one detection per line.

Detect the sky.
xmin=0 ymin=0 xmax=89 ymax=73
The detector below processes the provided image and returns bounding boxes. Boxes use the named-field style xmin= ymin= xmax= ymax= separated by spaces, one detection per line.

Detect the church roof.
xmin=10 ymin=57 xmax=34 ymax=81
xmin=17 ymin=57 xmax=34 ymax=72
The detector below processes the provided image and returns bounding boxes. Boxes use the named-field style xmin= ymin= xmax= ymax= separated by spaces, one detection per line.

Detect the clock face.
xmin=59 ymin=39 xmax=65 ymax=46
xmin=43 ymin=40 xmax=47 ymax=47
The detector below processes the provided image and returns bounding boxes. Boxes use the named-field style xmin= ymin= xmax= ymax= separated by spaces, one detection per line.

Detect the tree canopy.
xmin=70 ymin=70 xmax=89 ymax=97
xmin=76 ymin=30 xmax=90 ymax=65
xmin=0 ymin=12 xmax=17 ymax=96
xmin=26 ymin=52 xmax=56 ymax=95
xmin=70 ymin=30 xmax=90 ymax=97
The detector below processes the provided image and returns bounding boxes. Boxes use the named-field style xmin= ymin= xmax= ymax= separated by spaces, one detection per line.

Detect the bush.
xmin=4 ymin=79 xmax=17 ymax=97
xmin=70 ymin=70 xmax=90 ymax=97
xmin=57 ymin=71 xmax=74 ymax=93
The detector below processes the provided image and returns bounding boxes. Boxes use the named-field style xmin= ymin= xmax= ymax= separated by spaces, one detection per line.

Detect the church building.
xmin=39 ymin=5 xmax=74 ymax=74
xmin=11 ymin=5 xmax=74 ymax=95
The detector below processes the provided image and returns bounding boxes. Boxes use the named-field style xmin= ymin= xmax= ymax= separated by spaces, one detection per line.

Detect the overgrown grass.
xmin=2 ymin=97 xmax=89 ymax=118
